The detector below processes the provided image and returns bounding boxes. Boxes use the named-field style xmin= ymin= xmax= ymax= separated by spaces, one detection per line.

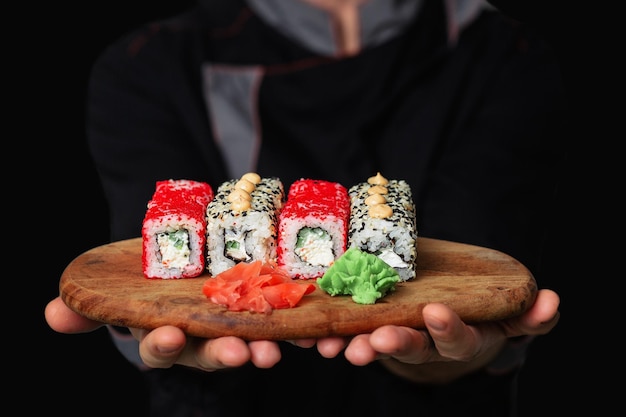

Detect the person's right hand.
xmin=45 ymin=296 xmax=284 ymax=371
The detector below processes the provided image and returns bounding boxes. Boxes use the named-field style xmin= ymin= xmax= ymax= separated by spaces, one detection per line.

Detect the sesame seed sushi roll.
xmin=277 ymin=179 xmax=350 ymax=279
xmin=142 ymin=179 xmax=214 ymax=279
xmin=348 ymin=172 xmax=418 ymax=281
xmin=206 ymin=173 xmax=285 ymax=276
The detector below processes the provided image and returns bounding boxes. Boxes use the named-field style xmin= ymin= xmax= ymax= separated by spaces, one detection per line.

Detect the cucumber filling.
xmin=295 ymin=227 xmax=334 ymax=266
xmin=225 ymin=228 xmax=251 ymax=261
xmin=157 ymin=229 xmax=190 ymax=268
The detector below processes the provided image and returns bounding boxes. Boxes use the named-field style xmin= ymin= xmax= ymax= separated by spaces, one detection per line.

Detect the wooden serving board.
xmin=60 ymin=237 xmax=536 ymax=340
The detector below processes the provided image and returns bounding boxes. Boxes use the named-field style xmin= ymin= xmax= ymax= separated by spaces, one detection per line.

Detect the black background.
xmin=20 ymin=2 xmax=614 ymax=416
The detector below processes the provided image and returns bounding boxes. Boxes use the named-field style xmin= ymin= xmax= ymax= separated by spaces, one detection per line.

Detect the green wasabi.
xmin=317 ymin=248 xmax=400 ymax=304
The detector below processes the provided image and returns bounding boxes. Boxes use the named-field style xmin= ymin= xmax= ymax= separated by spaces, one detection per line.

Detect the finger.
xmin=422 ymin=303 xmax=486 ymax=361
xmin=316 ymin=337 xmax=350 ymax=358
xmin=343 ymin=334 xmax=377 ymax=365
xmin=44 ymin=297 xmax=104 ymax=334
xmin=137 ymin=326 xmax=188 ymax=369
xmin=248 ymin=340 xmax=282 ymax=368
xmin=504 ymin=289 xmax=561 ymax=337
xmin=195 ymin=336 xmax=252 ymax=370
xmin=368 ymin=325 xmax=433 ymax=364
xmin=287 ymin=338 xmax=317 ymax=348
xmin=342 ymin=326 xmax=433 ymax=366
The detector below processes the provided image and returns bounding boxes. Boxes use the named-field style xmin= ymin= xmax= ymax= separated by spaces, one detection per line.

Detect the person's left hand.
xmin=292 ymin=288 xmax=560 ymax=384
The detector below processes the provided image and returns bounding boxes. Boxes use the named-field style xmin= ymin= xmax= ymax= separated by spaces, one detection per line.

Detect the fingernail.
xmin=425 ymin=316 xmax=446 ymax=331
xmin=156 ymin=344 xmax=179 ymax=354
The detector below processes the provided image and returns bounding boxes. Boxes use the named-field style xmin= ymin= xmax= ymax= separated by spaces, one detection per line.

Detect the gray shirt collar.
xmin=245 ymin=0 xmax=487 ymax=56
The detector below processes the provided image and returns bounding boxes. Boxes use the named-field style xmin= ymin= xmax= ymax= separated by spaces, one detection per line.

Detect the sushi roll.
xmin=348 ymin=172 xmax=418 ymax=281
xmin=206 ymin=173 xmax=284 ymax=276
xmin=277 ymin=179 xmax=350 ymax=279
xmin=142 ymin=179 xmax=214 ymax=279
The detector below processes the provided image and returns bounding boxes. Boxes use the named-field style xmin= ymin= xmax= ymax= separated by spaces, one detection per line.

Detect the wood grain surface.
xmin=60 ymin=237 xmax=536 ymax=340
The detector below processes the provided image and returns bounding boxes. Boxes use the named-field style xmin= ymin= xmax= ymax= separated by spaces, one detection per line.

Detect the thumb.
xmin=45 ymin=296 xmax=104 ymax=334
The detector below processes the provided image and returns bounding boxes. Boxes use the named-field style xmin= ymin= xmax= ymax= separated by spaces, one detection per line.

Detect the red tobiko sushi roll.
xmin=277 ymin=179 xmax=350 ymax=279
xmin=142 ymin=179 xmax=214 ymax=279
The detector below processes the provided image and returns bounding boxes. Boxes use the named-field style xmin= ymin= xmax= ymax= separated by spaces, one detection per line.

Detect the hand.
xmin=45 ymin=296 xmax=283 ymax=371
xmin=302 ymin=288 xmax=560 ymax=384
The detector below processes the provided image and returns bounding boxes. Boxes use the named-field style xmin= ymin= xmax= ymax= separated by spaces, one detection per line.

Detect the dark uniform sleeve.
xmin=86 ymin=11 xmax=228 ymax=242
